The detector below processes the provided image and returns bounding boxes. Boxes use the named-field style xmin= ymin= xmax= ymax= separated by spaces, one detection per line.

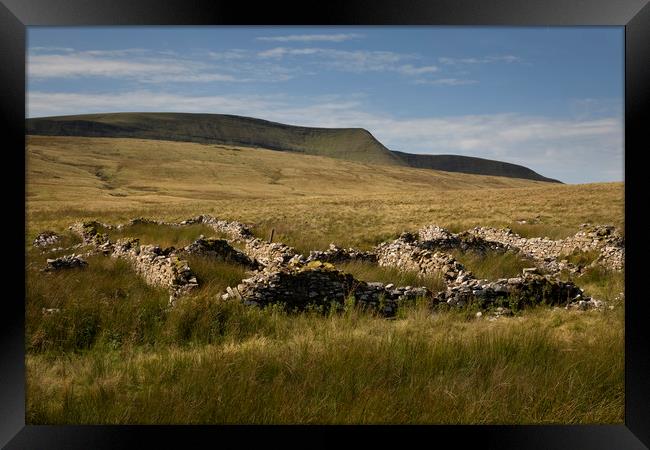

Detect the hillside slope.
xmin=27 ymin=112 xmax=560 ymax=183
xmin=391 ymin=151 xmax=561 ymax=183
xmin=26 ymin=112 xmax=404 ymax=166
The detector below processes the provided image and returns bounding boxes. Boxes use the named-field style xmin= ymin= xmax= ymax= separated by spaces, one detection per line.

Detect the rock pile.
xmin=306 ymin=243 xmax=377 ymax=264
xmin=375 ymin=233 xmax=468 ymax=283
xmin=69 ymin=221 xmax=111 ymax=246
xmin=33 ymin=231 xmax=60 ymax=247
xmin=221 ymin=260 xmax=431 ymax=316
xmin=55 ymin=215 xmax=622 ymax=314
xmin=242 ymin=238 xmax=298 ymax=269
xmin=465 ymin=223 xmax=624 ymax=272
xmin=182 ymin=236 xmax=259 ymax=269
xmin=45 ymin=254 xmax=88 ymax=271
xmin=112 ymin=238 xmax=198 ymax=302
xmin=418 ymin=226 xmax=510 ymax=255
xmin=433 ymin=268 xmax=597 ymax=310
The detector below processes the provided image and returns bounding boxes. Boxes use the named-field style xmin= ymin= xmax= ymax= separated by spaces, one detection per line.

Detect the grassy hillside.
xmin=27 ymin=135 xmax=622 ymax=251
xmin=25 ymin=134 xmax=624 ymax=424
xmin=27 ymin=112 xmax=404 ymax=166
xmin=27 ymin=112 xmax=559 ymax=182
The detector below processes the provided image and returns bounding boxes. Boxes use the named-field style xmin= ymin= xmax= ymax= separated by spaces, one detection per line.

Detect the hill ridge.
xmin=26 ymin=112 xmax=560 ymax=183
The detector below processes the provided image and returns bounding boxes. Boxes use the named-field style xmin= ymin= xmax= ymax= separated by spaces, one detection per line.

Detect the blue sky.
xmin=27 ymin=27 xmax=624 ymax=183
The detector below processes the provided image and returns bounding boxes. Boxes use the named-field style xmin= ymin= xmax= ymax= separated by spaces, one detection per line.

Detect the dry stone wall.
xmin=181 ymin=236 xmax=260 ymax=269
xmin=112 ymin=238 xmax=198 ymax=302
xmin=461 ymin=224 xmax=624 ymax=272
xmin=52 ymin=215 xmax=623 ymax=313
xmin=306 ymin=244 xmax=377 ymax=265
xmin=221 ymin=260 xmax=430 ymax=316
xmin=375 ymin=232 xmax=468 ymax=283
xmin=433 ymin=268 xmax=597 ymax=311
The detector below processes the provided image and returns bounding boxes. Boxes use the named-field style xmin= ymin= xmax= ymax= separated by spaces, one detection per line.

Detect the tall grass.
xmin=450 ymin=250 xmax=534 ymax=280
xmin=337 ymin=260 xmax=445 ymax=293
xmin=26 ymin=254 xmax=170 ymax=352
xmin=104 ymin=223 xmax=219 ymax=248
xmin=26 ymin=251 xmax=253 ymax=352
xmin=26 ymin=303 xmax=624 ymax=424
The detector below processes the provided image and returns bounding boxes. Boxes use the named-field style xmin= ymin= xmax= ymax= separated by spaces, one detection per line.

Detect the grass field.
xmin=25 ymin=135 xmax=625 ymax=424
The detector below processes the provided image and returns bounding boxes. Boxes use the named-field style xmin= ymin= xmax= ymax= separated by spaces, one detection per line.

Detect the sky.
xmin=27 ymin=27 xmax=624 ymax=184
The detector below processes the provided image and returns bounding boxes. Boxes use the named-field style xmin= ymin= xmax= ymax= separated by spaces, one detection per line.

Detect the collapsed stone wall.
xmin=375 ymin=232 xmax=468 ymax=283
xmin=417 ymin=227 xmax=511 ymax=255
xmin=55 ymin=215 xmax=622 ymax=313
xmin=181 ymin=236 xmax=259 ymax=269
xmin=306 ymin=244 xmax=377 ymax=265
xmin=462 ymin=223 xmax=624 ymax=272
xmin=33 ymin=231 xmax=60 ymax=248
xmin=433 ymin=268 xmax=597 ymax=310
xmin=67 ymin=221 xmax=200 ymax=302
xmin=112 ymin=238 xmax=198 ymax=302
xmin=44 ymin=254 xmax=88 ymax=271
xmin=221 ymin=261 xmax=430 ymax=316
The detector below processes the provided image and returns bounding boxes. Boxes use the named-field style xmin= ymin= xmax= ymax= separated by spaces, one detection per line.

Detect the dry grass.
xmin=103 ymin=223 xmax=220 ymax=249
xmin=337 ymin=260 xmax=446 ymax=293
xmin=451 ymin=250 xmax=535 ymax=280
xmin=24 ymin=135 xmax=625 ymax=424
xmin=27 ymin=136 xmax=623 ymax=252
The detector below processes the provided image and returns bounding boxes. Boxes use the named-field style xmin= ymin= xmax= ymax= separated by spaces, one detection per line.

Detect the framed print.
xmin=2 ymin=0 xmax=649 ymax=448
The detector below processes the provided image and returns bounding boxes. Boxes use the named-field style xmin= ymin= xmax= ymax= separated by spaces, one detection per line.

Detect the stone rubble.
xmin=432 ymin=268 xmax=598 ymax=310
xmin=305 ymin=243 xmax=377 ymax=264
xmin=33 ymin=231 xmax=61 ymax=248
xmin=181 ymin=236 xmax=260 ymax=269
xmin=111 ymin=238 xmax=198 ymax=303
xmin=462 ymin=223 xmax=624 ymax=272
xmin=44 ymin=254 xmax=88 ymax=271
xmin=220 ymin=260 xmax=430 ymax=316
xmin=56 ymin=215 xmax=623 ymax=314
xmin=375 ymin=232 xmax=468 ymax=283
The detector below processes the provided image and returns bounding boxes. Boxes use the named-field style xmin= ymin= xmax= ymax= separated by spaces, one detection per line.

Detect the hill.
xmin=27 ymin=112 xmax=560 ymax=183
xmin=391 ymin=151 xmax=561 ymax=183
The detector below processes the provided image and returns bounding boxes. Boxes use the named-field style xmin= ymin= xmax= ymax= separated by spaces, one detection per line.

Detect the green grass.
xmin=337 ymin=260 xmax=446 ymax=293
xmin=450 ymin=250 xmax=534 ymax=280
xmin=103 ymin=223 xmax=219 ymax=249
xmin=560 ymin=266 xmax=625 ymax=303
xmin=28 ymin=112 xmax=404 ymax=166
xmin=183 ymin=254 xmax=250 ymax=296
xmin=26 ymin=254 xmax=170 ymax=353
xmin=26 ymin=301 xmax=624 ymax=424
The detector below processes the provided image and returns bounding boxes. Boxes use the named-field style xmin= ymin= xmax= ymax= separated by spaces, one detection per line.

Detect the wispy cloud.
xmin=396 ymin=64 xmax=439 ymax=75
xmin=27 ymin=90 xmax=623 ymax=182
xmin=256 ymin=47 xmax=442 ymax=76
xmin=439 ymin=55 xmax=522 ymax=65
xmin=256 ymin=33 xmax=364 ymax=43
xmin=27 ymin=49 xmax=291 ymax=83
xmin=415 ymin=78 xmax=478 ymax=86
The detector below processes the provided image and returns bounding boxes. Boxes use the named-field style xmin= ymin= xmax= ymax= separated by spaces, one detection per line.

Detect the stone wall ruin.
xmin=35 ymin=214 xmax=624 ymax=314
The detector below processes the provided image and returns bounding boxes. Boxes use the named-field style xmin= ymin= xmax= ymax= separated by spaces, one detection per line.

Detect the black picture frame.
xmin=2 ymin=0 xmax=649 ymax=448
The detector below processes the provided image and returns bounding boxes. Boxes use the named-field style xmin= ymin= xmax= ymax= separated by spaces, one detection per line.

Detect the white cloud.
xmin=414 ymin=78 xmax=478 ymax=86
xmin=256 ymin=33 xmax=364 ymax=42
xmin=27 ymin=49 xmax=291 ymax=83
xmin=256 ymin=47 xmax=443 ymax=76
xmin=397 ymin=64 xmax=439 ymax=75
xmin=439 ymin=55 xmax=522 ymax=65
xmin=27 ymin=90 xmax=623 ymax=183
